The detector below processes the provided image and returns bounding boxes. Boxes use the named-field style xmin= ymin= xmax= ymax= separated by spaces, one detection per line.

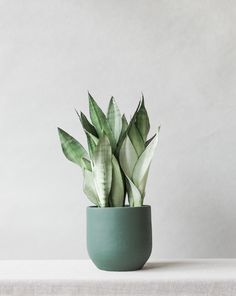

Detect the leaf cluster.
xmin=58 ymin=93 xmax=160 ymax=207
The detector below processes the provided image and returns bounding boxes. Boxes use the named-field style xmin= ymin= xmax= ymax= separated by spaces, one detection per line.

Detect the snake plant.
xmin=58 ymin=93 xmax=160 ymax=207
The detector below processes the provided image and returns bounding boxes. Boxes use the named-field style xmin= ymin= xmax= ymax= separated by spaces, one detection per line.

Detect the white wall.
xmin=0 ymin=0 xmax=236 ymax=259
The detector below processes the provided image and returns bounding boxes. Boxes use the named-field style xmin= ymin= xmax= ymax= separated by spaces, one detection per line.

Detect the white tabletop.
xmin=0 ymin=259 xmax=235 ymax=296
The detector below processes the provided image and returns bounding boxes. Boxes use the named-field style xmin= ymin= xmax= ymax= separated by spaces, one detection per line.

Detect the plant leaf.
xmin=135 ymin=164 xmax=149 ymax=200
xmin=130 ymin=100 xmax=141 ymax=124
xmin=81 ymin=157 xmax=92 ymax=171
xmin=83 ymin=169 xmax=100 ymax=206
xmin=126 ymin=177 xmax=142 ymax=207
xmin=85 ymin=132 xmax=98 ymax=158
xmin=92 ymin=135 xmax=112 ymax=207
xmin=88 ymin=93 xmax=116 ymax=151
xmin=128 ymin=122 xmax=145 ymax=156
xmin=132 ymin=129 xmax=159 ymax=198
xmin=117 ymin=102 xmax=141 ymax=151
xmin=119 ymin=135 xmax=138 ymax=179
xmin=58 ymin=127 xmax=90 ymax=169
xmin=135 ymin=95 xmax=150 ymax=142
xmin=115 ymin=114 xmax=129 ymax=156
xmin=107 ymin=97 xmax=122 ymax=144
xmin=145 ymin=133 xmax=156 ymax=147
xmin=109 ymin=156 xmax=125 ymax=207
xmin=121 ymin=114 xmax=128 ymax=134
xmin=77 ymin=110 xmax=98 ymax=137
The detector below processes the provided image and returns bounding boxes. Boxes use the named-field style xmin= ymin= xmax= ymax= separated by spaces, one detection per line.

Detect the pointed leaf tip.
xmin=89 ymin=96 xmax=116 ymax=151
xmin=79 ymin=111 xmax=98 ymax=137
xmin=134 ymin=96 xmax=150 ymax=142
xmin=107 ymin=97 xmax=122 ymax=144
xmin=57 ymin=127 xmax=91 ymax=170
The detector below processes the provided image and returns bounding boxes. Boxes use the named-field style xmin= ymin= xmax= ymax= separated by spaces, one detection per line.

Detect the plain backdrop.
xmin=0 ymin=0 xmax=236 ymax=259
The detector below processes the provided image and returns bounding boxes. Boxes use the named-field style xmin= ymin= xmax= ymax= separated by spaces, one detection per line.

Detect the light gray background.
xmin=0 ymin=0 xmax=235 ymax=259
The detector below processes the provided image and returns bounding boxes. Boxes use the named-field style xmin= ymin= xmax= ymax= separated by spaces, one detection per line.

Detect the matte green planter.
xmin=87 ymin=205 xmax=152 ymax=271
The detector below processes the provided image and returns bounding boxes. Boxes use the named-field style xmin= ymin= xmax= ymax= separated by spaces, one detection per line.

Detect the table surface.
xmin=0 ymin=259 xmax=235 ymax=296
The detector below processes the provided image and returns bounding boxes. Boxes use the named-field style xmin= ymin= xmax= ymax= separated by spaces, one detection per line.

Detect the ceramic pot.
xmin=87 ymin=205 xmax=152 ymax=271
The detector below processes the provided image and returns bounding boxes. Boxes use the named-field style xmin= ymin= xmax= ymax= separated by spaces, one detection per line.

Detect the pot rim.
xmin=87 ymin=205 xmax=151 ymax=210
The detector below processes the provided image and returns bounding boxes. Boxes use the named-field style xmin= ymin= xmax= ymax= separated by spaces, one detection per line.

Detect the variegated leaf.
xmin=119 ymin=135 xmax=138 ymax=179
xmin=145 ymin=133 xmax=156 ymax=147
xmin=109 ymin=156 xmax=125 ymax=207
xmin=132 ymin=128 xmax=159 ymax=197
xmin=92 ymin=135 xmax=112 ymax=207
xmin=107 ymin=97 xmax=122 ymax=143
xmin=128 ymin=122 xmax=145 ymax=157
xmin=135 ymin=95 xmax=150 ymax=142
xmin=85 ymin=132 xmax=98 ymax=158
xmin=121 ymin=114 xmax=128 ymax=135
xmin=126 ymin=177 xmax=142 ymax=207
xmin=83 ymin=169 xmax=100 ymax=206
xmin=115 ymin=114 xmax=129 ymax=156
xmin=77 ymin=110 xmax=97 ymax=137
xmin=81 ymin=157 xmax=92 ymax=171
xmin=88 ymin=93 xmax=116 ymax=151
xmin=58 ymin=127 xmax=90 ymax=170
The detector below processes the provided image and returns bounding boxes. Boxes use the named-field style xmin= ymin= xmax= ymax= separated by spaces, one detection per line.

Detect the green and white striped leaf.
xmin=58 ymin=127 xmax=90 ymax=170
xmin=83 ymin=169 xmax=100 ymax=206
xmin=128 ymin=122 xmax=145 ymax=157
xmin=135 ymin=164 xmax=149 ymax=200
xmin=115 ymin=114 xmax=129 ymax=156
xmin=59 ymin=95 xmax=158 ymax=208
xmin=81 ymin=157 xmax=92 ymax=171
xmin=107 ymin=97 xmax=122 ymax=144
xmin=88 ymin=93 xmax=116 ymax=151
xmin=77 ymin=110 xmax=98 ymax=137
xmin=121 ymin=99 xmax=142 ymax=145
xmin=92 ymin=135 xmax=112 ymax=207
xmin=135 ymin=96 xmax=150 ymax=142
xmin=85 ymin=132 xmax=98 ymax=158
xmin=132 ymin=129 xmax=159 ymax=197
xmin=109 ymin=156 xmax=125 ymax=207
xmin=130 ymin=100 xmax=141 ymax=124
xmin=119 ymin=135 xmax=138 ymax=179
xmin=121 ymin=114 xmax=128 ymax=136
xmin=126 ymin=177 xmax=142 ymax=207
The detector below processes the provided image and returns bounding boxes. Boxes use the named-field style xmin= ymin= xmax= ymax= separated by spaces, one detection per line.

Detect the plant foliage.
xmin=58 ymin=93 xmax=160 ymax=207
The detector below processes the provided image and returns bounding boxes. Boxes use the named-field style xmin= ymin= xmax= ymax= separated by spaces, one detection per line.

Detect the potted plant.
xmin=58 ymin=93 xmax=160 ymax=271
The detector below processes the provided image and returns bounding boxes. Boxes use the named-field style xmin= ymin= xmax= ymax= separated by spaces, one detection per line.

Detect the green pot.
xmin=87 ymin=205 xmax=152 ymax=271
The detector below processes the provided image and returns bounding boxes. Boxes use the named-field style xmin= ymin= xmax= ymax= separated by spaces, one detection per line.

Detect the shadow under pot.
xmin=87 ymin=205 xmax=152 ymax=271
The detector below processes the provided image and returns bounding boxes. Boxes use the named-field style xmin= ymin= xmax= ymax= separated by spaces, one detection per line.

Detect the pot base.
xmin=92 ymin=262 xmax=144 ymax=272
